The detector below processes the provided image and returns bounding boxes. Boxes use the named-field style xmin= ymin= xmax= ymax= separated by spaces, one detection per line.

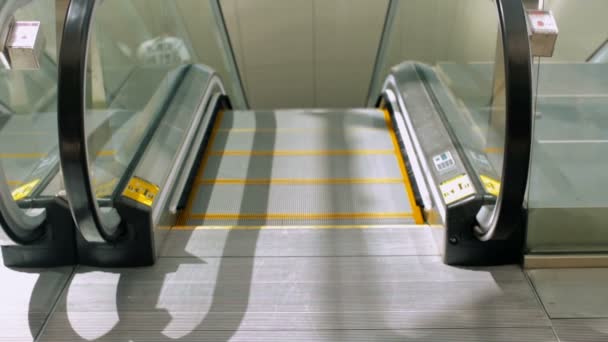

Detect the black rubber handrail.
xmin=58 ymin=0 xmax=122 ymax=243
xmin=475 ymin=0 xmax=533 ymax=241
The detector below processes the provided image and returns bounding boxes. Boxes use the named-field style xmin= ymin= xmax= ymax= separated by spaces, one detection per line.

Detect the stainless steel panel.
xmin=391 ymin=63 xmax=475 ymax=189
xmin=40 ymin=256 xmax=548 ymax=340
xmin=131 ymin=67 xmax=213 ymax=190
xmin=525 ymin=255 xmax=608 ymax=269
xmin=527 ymin=208 xmax=608 ymax=253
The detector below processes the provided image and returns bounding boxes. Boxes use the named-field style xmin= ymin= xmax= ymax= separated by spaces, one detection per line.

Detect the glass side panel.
xmin=86 ymin=0 xmax=245 ymax=203
xmin=527 ymin=0 xmax=608 ymax=253
xmin=0 ymin=0 xmax=60 ymax=200
xmin=371 ymin=0 xmax=505 ymax=198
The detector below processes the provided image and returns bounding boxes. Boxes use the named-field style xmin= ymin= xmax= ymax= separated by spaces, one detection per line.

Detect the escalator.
xmin=178 ymin=107 xmax=424 ymax=227
xmin=0 ymin=1 xmax=217 ymax=266
xmin=2 ymin=0 xmax=532 ymax=267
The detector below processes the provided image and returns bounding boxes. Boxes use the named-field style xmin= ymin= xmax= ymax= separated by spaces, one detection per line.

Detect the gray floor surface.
xmin=528 ymin=268 xmax=608 ymax=341
xmin=2 ymin=227 xmax=605 ymax=341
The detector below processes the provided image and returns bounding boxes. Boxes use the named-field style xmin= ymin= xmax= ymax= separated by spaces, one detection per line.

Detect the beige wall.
xmin=220 ymin=0 xmax=502 ymax=109
xmin=389 ymin=0 xmax=499 ymax=65
xmin=367 ymin=0 xmax=501 ymax=105
xmin=221 ymin=0 xmax=389 ymax=109
xmin=545 ymin=0 xmax=608 ymax=62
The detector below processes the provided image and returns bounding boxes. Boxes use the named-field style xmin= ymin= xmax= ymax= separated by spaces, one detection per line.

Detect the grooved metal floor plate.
xmin=190 ymin=183 xmax=412 ymax=216
xmin=212 ymin=129 xmax=394 ymax=152
xmin=161 ymin=226 xmax=439 ymax=257
xmin=0 ymin=255 xmax=72 ymax=342
xmin=202 ymin=154 xmax=403 ymax=180
xmin=36 ymin=256 xmax=552 ymax=341
xmin=220 ymin=109 xmax=387 ymax=130
xmin=37 ymin=328 xmax=559 ymax=342
xmin=183 ymin=109 xmax=417 ymax=227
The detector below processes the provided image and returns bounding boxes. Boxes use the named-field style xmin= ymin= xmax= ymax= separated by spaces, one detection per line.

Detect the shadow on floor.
xmin=18 ymin=110 xmax=564 ymax=342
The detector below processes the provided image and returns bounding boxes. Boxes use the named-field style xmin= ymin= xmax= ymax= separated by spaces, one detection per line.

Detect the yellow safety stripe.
xmin=188 ymin=212 xmax=414 ymax=220
xmin=195 ymin=178 xmax=404 ymax=186
xmin=177 ymin=110 xmax=225 ymax=225
xmin=210 ymin=149 xmax=394 ymax=157
xmin=95 ymin=150 xmax=117 ymax=157
xmin=216 ymin=127 xmax=384 ymax=133
xmin=484 ymin=147 xmax=503 ymax=154
xmin=383 ymin=109 xmax=425 ymax=225
xmin=172 ymin=224 xmax=420 ymax=231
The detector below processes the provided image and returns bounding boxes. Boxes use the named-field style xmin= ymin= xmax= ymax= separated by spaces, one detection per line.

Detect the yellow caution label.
xmin=480 ymin=174 xmax=501 ymax=197
xmin=94 ymin=178 xmax=118 ymax=198
xmin=122 ymin=177 xmax=160 ymax=207
xmin=11 ymin=179 xmax=41 ymax=201
xmin=439 ymin=174 xmax=475 ymax=205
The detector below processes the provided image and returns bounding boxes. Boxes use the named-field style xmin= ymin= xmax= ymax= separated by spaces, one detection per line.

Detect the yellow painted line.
xmin=96 ymin=150 xmax=117 ymax=157
xmin=195 ymin=178 xmax=404 ymax=186
xmin=210 ymin=149 xmax=394 ymax=157
xmin=171 ymin=224 xmax=422 ymax=231
xmin=188 ymin=212 xmax=414 ymax=220
xmin=216 ymin=127 xmax=384 ymax=133
xmin=484 ymin=147 xmax=503 ymax=154
xmin=383 ymin=109 xmax=425 ymax=225
xmin=177 ymin=110 xmax=225 ymax=225
xmin=7 ymin=180 xmax=24 ymax=186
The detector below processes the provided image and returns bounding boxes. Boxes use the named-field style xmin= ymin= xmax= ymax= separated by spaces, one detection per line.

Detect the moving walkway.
xmin=1 ymin=0 xmax=533 ymax=267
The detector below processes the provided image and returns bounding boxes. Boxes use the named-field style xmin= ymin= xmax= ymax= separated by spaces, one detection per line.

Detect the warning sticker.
xmin=432 ymin=151 xmax=456 ymax=173
xmin=480 ymin=174 xmax=501 ymax=197
xmin=528 ymin=10 xmax=558 ymax=34
xmin=11 ymin=179 xmax=41 ymax=201
xmin=122 ymin=177 xmax=160 ymax=207
xmin=440 ymin=174 xmax=475 ymax=205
